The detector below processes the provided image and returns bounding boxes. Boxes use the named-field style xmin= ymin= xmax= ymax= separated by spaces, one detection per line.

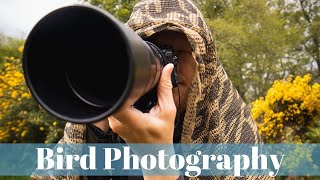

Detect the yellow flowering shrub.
xmin=0 ymin=57 xmax=30 ymax=112
xmin=251 ymin=74 xmax=320 ymax=143
xmin=0 ymin=47 xmax=65 ymax=143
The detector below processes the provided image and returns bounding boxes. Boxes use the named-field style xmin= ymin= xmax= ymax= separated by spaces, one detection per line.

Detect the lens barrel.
xmin=23 ymin=5 xmax=165 ymax=123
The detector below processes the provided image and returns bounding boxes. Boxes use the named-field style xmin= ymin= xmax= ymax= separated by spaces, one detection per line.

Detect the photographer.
xmin=31 ymin=0 xmax=267 ymax=179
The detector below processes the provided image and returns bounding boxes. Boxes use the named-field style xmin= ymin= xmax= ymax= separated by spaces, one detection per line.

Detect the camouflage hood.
xmin=127 ymin=0 xmax=262 ymax=144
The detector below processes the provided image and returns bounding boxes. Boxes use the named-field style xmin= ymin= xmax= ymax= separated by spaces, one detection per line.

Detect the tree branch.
xmin=299 ymin=0 xmax=312 ymax=23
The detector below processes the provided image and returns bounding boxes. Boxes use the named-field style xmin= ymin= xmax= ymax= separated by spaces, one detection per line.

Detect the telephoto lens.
xmin=22 ymin=5 xmax=178 ymax=123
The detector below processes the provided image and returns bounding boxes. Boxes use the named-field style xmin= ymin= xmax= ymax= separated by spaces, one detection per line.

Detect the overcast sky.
xmin=0 ymin=0 xmax=80 ymax=38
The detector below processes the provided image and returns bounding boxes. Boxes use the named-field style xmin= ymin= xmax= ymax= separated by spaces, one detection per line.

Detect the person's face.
xmin=148 ymin=31 xmax=197 ymax=112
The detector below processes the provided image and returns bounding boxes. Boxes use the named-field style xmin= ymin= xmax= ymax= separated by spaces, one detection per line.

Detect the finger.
xmin=108 ymin=116 xmax=122 ymax=134
xmin=112 ymin=106 xmax=145 ymax=125
xmin=157 ymin=63 xmax=175 ymax=106
xmin=108 ymin=116 xmax=134 ymax=135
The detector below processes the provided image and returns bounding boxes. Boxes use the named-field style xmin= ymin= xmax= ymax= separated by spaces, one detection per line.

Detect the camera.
xmin=133 ymin=42 xmax=179 ymax=112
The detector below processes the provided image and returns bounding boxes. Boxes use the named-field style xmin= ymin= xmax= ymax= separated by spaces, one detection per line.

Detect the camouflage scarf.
xmin=126 ymin=0 xmax=262 ymax=144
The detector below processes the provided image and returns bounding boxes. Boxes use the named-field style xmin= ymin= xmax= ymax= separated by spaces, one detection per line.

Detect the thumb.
xmin=157 ymin=63 xmax=174 ymax=106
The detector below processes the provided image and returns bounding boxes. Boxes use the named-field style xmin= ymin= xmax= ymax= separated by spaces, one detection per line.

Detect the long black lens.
xmin=23 ymin=5 xmax=162 ymax=123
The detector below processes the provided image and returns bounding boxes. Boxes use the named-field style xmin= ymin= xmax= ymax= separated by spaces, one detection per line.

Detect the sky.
xmin=0 ymin=0 xmax=81 ymax=38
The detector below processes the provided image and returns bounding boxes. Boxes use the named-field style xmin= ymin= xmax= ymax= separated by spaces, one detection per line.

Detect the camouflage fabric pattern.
xmin=30 ymin=123 xmax=87 ymax=180
xmin=126 ymin=0 xmax=271 ymax=179
xmin=126 ymin=0 xmax=262 ymax=144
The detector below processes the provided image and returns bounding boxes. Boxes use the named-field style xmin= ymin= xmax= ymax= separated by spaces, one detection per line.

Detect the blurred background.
xmin=0 ymin=0 xmax=319 ymax=145
xmin=0 ymin=0 xmax=319 ymax=179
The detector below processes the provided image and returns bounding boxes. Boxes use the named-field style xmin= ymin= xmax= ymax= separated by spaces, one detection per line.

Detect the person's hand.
xmin=92 ymin=118 xmax=110 ymax=132
xmin=108 ymin=63 xmax=177 ymax=144
xmin=94 ymin=64 xmax=179 ymax=180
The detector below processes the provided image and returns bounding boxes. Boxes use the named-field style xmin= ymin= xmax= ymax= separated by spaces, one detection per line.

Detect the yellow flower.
xmin=13 ymin=72 xmax=23 ymax=78
xmin=22 ymin=93 xmax=31 ymax=99
xmin=18 ymin=46 xmax=24 ymax=52
xmin=251 ymin=74 xmax=320 ymax=143
xmin=21 ymin=130 xmax=27 ymax=137
xmin=11 ymin=90 xmax=19 ymax=99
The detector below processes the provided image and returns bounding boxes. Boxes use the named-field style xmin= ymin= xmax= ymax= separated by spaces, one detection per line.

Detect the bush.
xmin=251 ymin=74 xmax=320 ymax=143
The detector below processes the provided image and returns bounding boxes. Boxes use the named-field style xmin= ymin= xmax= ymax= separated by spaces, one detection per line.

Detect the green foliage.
xmin=82 ymin=0 xmax=139 ymax=22
xmin=197 ymin=0 xmax=231 ymax=19
xmin=305 ymin=117 xmax=320 ymax=143
xmin=202 ymin=0 xmax=308 ymax=102
xmin=282 ymin=0 xmax=320 ymax=77
xmin=0 ymin=34 xmax=24 ymax=66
